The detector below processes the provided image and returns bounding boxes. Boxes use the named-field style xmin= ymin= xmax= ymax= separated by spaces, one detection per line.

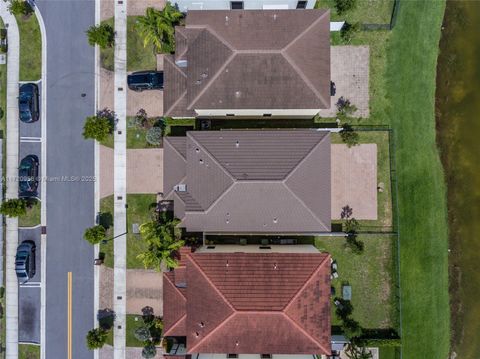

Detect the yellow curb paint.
xmin=68 ymin=272 xmax=72 ymax=359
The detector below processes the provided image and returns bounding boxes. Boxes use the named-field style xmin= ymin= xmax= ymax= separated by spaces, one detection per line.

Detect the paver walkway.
xmin=99 ymin=145 xmax=164 ymax=198
xmin=113 ymin=0 xmax=128 ymax=357
xmin=317 ymin=46 xmax=370 ymax=118
xmin=331 ymin=144 xmax=377 ymax=220
xmin=100 ymin=267 xmax=163 ymax=316
xmin=0 ymin=2 xmax=20 ymax=357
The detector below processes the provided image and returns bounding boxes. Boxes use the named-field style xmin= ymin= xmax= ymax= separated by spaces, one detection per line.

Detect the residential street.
xmin=35 ymin=0 xmax=95 ymax=358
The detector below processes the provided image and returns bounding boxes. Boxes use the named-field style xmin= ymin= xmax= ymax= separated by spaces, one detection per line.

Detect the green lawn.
xmin=331 ymin=131 xmax=393 ymax=231
xmin=101 ymin=17 xmax=157 ymax=72
xmin=315 ymin=235 xmax=398 ymax=329
xmin=315 ymin=0 xmax=394 ymax=24
xmin=16 ymin=14 xmax=42 ymax=81
xmin=99 ymin=194 xmax=157 ymax=269
xmin=18 ymin=344 xmax=40 ymax=359
xmin=105 ymin=314 xmax=147 ymax=347
xmin=19 ymin=199 xmax=41 ymax=227
xmin=385 ymin=1 xmax=449 ymax=358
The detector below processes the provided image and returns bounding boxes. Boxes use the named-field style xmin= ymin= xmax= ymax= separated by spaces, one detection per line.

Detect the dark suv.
xmin=127 ymin=71 xmax=164 ymax=91
xmin=19 ymin=83 xmax=39 ymax=123
xmin=19 ymin=155 xmax=39 ymax=197
xmin=15 ymin=241 xmax=36 ymax=284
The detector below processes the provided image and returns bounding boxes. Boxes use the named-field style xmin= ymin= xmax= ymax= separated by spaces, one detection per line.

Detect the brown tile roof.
xmin=163 ymin=251 xmax=331 ymax=355
xmin=164 ymin=130 xmax=331 ymax=233
xmin=164 ymin=10 xmax=330 ymax=116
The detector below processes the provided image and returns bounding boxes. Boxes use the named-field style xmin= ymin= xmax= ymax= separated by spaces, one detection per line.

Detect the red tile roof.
xmin=163 ymin=272 xmax=187 ymax=337
xmin=163 ymin=251 xmax=331 ymax=355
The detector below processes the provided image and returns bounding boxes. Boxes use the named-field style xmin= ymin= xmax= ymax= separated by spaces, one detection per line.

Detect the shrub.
xmin=83 ymin=114 xmax=114 ymax=142
xmin=362 ymin=338 xmax=402 ymax=347
xmin=342 ymin=317 xmax=363 ymax=339
xmin=142 ymin=343 xmax=157 ymax=359
xmin=335 ymin=298 xmax=353 ymax=320
xmin=8 ymin=0 xmax=33 ymax=16
xmin=340 ymin=21 xmax=361 ymax=44
xmin=0 ymin=198 xmax=27 ymax=217
xmin=145 ymin=127 xmax=163 ymax=146
xmin=336 ymin=97 xmax=357 ymax=117
xmin=340 ymin=124 xmax=359 ymax=147
xmin=134 ymin=326 xmax=151 ymax=342
xmin=86 ymin=23 xmax=115 ymax=49
xmin=345 ymin=218 xmax=360 ymax=233
xmin=334 ymin=0 xmax=357 ymax=15
xmin=85 ymin=328 xmax=108 ymax=350
xmin=83 ymin=225 xmax=106 ymax=245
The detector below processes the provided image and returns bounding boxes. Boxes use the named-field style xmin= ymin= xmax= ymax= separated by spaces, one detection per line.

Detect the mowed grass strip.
xmin=16 ymin=13 xmax=42 ymax=81
xmin=386 ymin=1 xmax=449 ymax=358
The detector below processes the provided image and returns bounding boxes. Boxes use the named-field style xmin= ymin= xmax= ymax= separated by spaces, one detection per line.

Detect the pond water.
xmin=436 ymin=1 xmax=480 ymax=358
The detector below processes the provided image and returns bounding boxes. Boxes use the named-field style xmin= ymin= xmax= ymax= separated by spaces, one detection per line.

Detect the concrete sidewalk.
xmin=113 ymin=0 xmax=128 ymax=358
xmin=0 ymin=3 xmax=21 ymax=358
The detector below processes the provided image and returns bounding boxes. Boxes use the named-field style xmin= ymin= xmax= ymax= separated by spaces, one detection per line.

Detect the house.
xmin=163 ymin=130 xmax=331 ymax=234
xmin=173 ymin=0 xmax=317 ymax=11
xmin=163 ymin=9 xmax=331 ymax=118
xmin=163 ymin=245 xmax=332 ymax=358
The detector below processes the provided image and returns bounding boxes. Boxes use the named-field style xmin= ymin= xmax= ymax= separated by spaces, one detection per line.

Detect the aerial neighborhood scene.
xmin=0 ymin=0 xmax=476 ymax=358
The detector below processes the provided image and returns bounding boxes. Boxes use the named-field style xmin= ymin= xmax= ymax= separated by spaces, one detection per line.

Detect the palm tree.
xmin=136 ymin=3 xmax=183 ymax=54
xmin=137 ymin=214 xmax=184 ymax=271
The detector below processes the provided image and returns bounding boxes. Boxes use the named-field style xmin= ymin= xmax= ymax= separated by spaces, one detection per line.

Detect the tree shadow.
xmin=99 ymin=212 xmax=113 ymax=229
xmin=97 ymin=308 xmax=116 ymax=330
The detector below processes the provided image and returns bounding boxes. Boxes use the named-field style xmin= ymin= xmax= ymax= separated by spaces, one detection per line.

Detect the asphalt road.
xmin=35 ymin=1 xmax=96 ymax=358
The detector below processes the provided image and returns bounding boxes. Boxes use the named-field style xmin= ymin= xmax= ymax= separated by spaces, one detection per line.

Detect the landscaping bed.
xmin=100 ymin=17 xmax=157 ymax=72
xmin=16 ymin=13 xmax=42 ymax=81
xmin=315 ymin=235 xmax=399 ymax=330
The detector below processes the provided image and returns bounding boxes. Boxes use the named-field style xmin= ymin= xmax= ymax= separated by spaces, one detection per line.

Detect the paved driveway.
xmin=318 ymin=46 xmax=370 ymax=118
xmin=331 ymin=144 xmax=377 ymax=220
xmin=99 ymin=145 xmax=164 ymax=198
xmin=101 ymin=0 xmax=166 ymax=20
xmin=99 ymin=344 xmax=165 ymax=359
xmin=99 ymin=68 xmax=164 ymax=117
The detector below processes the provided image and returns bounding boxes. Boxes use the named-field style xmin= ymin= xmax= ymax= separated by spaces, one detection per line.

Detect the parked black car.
xmin=127 ymin=71 xmax=164 ymax=91
xmin=19 ymin=83 xmax=39 ymax=123
xmin=19 ymin=155 xmax=39 ymax=197
xmin=15 ymin=240 xmax=36 ymax=284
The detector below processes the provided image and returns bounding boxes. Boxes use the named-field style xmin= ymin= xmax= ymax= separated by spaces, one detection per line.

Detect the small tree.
xmin=0 ymin=198 xmax=27 ymax=217
xmin=340 ymin=22 xmax=360 ymax=44
xmin=344 ymin=342 xmax=373 ymax=359
xmin=8 ymin=0 xmax=33 ymax=16
xmin=340 ymin=124 xmax=359 ymax=147
xmin=145 ymin=127 xmax=163 ymax=146
xmin=134 ymin=326 xmax=151 ymax=342
xmin=135 ymin=109 xmax=149 ymax=128
xmin=86 ymin=328 xmax=108 ymax=350
xmin=84 ymin=225 xmax=106 ymax=245
xmin=344 ymin=217 xmax=363 ymax=254
xmin=86 ymin=23 xmax=115 ymax=49
xmin=142 ymin=343 xmax=157 ymax=359
xmin=83 ymin=114 xmax=114 ymax=142
xmin=336 ymin=97 xmax=357 ymax=117
xmin=334 ymin=0 xmax=357 ymax=15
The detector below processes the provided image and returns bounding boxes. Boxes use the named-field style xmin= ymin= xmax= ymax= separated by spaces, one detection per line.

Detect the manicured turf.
xmin=105 ymin=314 xmax=146 ymax=347
xmin=19 ymin=199 xmax=41 ymax=227
xmin=315 ymin=0 xmax=394 ymax=24
xmin=99 ymin=195 xmax=114 ymax=268
xmin=16 ymin=14 xmax=42 ymax=81
xmin=18 ymin=344 xmax=40 ymax=359
xmin=315 ymin=235 xmax=398 ymax=329
xmin=101 ymin=17 xmax=157 ymax=72
xmin=99 ymin=194 xmax=158 ymax=269
xmin=385 ymin=1 xmax=449 ymax=358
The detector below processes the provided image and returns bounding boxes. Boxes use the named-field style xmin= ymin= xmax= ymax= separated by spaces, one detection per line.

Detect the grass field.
xmin=16 ymin=14 xmax=42 ymax=81
xmin=315 ymin=235 xmax=398 ymax=329
xmin=19 ymin=199 xmax=41 ymax=227
xmin=315 ymin=0 xmax=394 ymax=24
xmin=385 ymin=1 xmax=449 ymax=358
xmin=101 ymin=17 xmax=157 ymax=72
xmin=18 ymin=344 xmax=40 ymax=359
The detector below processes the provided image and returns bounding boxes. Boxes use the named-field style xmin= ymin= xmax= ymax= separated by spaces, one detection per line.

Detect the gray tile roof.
xmin=164 ymin=130 xmax=331 ymax=233
xmin=164 ymin=10 xmax=330 ymax=116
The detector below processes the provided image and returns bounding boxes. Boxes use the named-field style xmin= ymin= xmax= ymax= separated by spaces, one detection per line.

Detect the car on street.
xmin=19 ymin=83 xmax=39 ymax=123
xmin=19 ymin=155 xmax=39 ymax=197
xmin=15 ymin=240 xmax=36 ymax=284
xmin=127 ymin=71 xmax=164 ymax=91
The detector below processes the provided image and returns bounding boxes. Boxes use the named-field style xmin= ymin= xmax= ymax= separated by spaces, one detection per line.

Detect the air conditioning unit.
xmin=174 ymin=184 xmax=187 ymax=192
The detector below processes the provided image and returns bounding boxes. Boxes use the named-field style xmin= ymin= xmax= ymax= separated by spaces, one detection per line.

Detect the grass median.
xmin=16 ymin=13 xmax=42 ymax=81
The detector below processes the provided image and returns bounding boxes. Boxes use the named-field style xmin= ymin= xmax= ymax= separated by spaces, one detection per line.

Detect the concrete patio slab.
xmin=331 ymin=144 xmax=377 ymax=220
xmin=99 ymin=145 xmax=163 ymax=198
xmin=318 ymin=46 xmax=370 ymax=118
xmin=99 ymin=68 xmax=164 ymax=117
